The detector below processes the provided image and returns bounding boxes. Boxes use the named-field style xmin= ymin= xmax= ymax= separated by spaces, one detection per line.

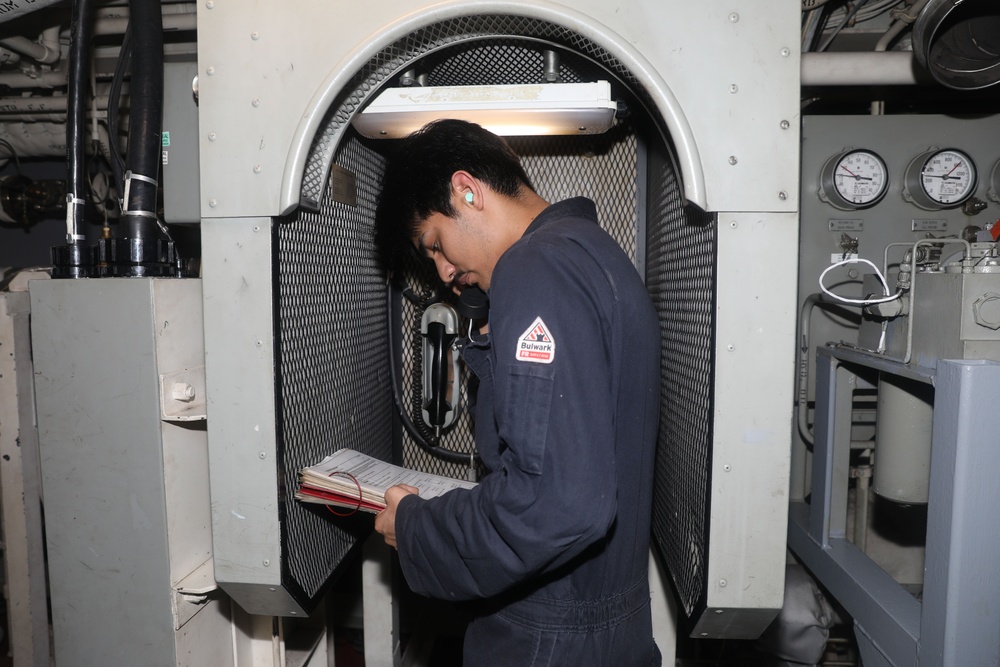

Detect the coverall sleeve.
xmin=395 ymin=240 xmax=619 ymax=600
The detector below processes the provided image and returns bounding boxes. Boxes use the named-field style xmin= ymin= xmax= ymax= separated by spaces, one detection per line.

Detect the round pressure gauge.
xmin=988 ymin=158 xmax=1000 ymax=203
xmin=819 ymin=149 xmax=889 ymax=210
xmin=903 ymin=148 xmax=978 ymax=210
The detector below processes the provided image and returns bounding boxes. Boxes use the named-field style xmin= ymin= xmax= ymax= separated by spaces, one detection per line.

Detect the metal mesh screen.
xmin=418 ymin=39 xmax=588 ymax=86
xmin=274 ymin=134 xmax=392 ymax=601
xmin=645 ymin=144 xmax=717 ymax=616
xmin=289 ymin=15 xmax=715 ymax=616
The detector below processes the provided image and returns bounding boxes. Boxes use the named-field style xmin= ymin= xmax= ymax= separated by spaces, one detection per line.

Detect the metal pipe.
xmin=0 ymin=0 xmax=66 ymax=25
xmin=875 ymin=0 xmax=934 ymax=52
xmin=93 ymin=12 xmax=196 ymax=36
xmin=0 ymin=67 xmax=68 ymax=90
xmin=801 ymin=52 xmax=931 ymax=86
xmin=0 ymin=29 xmax=61 ymax=64
xmin=853 ymin=450 xmax=872 ymax=552
xmin=0 ymin=95 xmax=115 ymax=115
xmin=797 ymin=293 xmax=823 ymax=447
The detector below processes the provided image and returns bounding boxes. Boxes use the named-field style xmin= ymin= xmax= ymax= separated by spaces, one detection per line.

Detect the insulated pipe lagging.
xmin=122 ymin=0 xmax=164 ymax=240
xmin=65 ymin=0 xmax=96 ymax=244
xmin=0 ymin=0 xmax=65 ymax=25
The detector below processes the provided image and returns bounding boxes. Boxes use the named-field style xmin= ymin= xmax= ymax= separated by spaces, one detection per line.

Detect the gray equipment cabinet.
xmin=30 ymin=278 xmax=234 ymax=667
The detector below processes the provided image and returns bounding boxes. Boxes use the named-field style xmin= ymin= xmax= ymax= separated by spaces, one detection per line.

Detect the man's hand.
xmin=374 ymin=484 xmax=419 ymax=549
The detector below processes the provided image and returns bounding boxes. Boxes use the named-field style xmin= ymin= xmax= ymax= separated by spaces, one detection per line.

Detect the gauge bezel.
xmin=988 ymin=157 xmax=1000 ymax=204
xmin=903 ymin=147 xmax=978 ymax=210
xmin=819 ymin=148 xmax=890 ymax=211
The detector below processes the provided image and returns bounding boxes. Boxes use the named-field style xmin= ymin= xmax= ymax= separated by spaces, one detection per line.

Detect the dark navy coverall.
xmin=395 ymin=198 xmax=662 ymax=666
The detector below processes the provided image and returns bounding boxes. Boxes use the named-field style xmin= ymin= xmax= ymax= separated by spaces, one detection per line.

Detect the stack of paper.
xmin=296 ymin=448 xmax=477 ymax=514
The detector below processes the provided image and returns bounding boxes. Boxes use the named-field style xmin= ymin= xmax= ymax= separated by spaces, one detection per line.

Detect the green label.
xmin=161 ymin=131 xmax=170 ymax=147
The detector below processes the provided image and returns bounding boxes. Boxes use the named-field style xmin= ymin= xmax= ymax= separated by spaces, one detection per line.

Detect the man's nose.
xmin=434 ymin=255 xmax=455 ymax=283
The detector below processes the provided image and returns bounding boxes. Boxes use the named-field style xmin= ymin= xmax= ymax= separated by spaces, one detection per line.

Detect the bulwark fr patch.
xmin=516 ymin=317 xmax=555 ymax=364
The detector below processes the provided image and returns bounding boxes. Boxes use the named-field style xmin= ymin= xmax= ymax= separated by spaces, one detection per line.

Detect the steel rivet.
xmin=724 ymin=464 xmax=732 ymax=472
xmin=780 ymin=120 xmax=790 ymax=130
xmin=730 ymin=221 xmax=738 ymax=229
xmin=256 ymin=340 xmax=263 ymax=347
xmin=253 ymin=164 xmax=262 ymax=174
xmin=206 ymin=0 xmax=214 ymax=8
xmin=206 ymin=66 xmax=215 ymax=76
xmin=251 ymin=31 xmax=260 ymax=40
xmin=728 ymin=155 xmax=738 ymax=166
xmin=259 ymin=451 xmax=266 ymax=459
xmin=719 ymin=579 xmax=728 ymax=587
xmin=779 ymin=191 xmax=789 ymax=201
xmin=729 ymin=12 xmax=739 ymax=23
xmin=780 ymin=47 xmax=791 ymax=57
xmin=252 ymin=98 xmax=261 ymax=108
xmin=263 ymin=559 xmax=270 ymax=566
xmin=208 ymin=199 xmax=218 ymax=208
xmin=208 ymin=132 xmax=216 ymax=141
xmin=729 ymin=84 xmax=739 ymax=94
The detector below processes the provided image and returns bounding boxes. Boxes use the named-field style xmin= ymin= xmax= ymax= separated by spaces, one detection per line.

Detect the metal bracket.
xmin=172 ymin=558 xmax=217 ymax=630
xmin=159 ymin=365 xmax=207 ymax=421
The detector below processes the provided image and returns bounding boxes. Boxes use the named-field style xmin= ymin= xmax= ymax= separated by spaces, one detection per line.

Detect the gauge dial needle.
xmin=924 ymin=162 xmax=963 ymax=180
xmin=839 ymin=165 xmax=872 ymax=181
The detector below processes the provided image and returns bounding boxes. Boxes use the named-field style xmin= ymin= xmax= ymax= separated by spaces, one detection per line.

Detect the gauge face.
xmin=989 ymin=158 xmax=1000 ymax=204
xmin=820 ymin=149 xmax=889 ymax=210
xmin=916 ymin=148 xmax=977 ymax=206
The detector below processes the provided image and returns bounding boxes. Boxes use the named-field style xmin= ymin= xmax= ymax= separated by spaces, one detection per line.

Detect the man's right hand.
xmin=374 ymin=484 xmax=419 ymax=549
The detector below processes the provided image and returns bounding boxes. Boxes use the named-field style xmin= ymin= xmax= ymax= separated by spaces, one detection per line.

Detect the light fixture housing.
xmin=351 ymin=81 xmax=618 ymax=138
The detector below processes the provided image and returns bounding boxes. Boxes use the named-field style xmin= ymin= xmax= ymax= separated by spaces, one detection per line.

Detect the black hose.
xmin=122 ymin=0 xmax=164 ymax=240
xmin=107 ymin=25 xmax=132 ymax=196
xmin=66 ymin=0 xmax=96 ymax=243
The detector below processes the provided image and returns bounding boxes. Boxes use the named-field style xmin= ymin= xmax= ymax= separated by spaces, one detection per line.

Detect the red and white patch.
xmin=516 ymin=317 xmax=555 ymax=364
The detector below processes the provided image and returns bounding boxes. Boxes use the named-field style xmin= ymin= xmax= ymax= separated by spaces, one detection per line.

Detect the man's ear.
xmin=451 ymin=171 xmax=482 ymax=211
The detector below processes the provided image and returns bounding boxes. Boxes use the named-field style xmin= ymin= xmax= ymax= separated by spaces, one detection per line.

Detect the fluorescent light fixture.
xmin=352 ymin=81 xmax=617 ymax=139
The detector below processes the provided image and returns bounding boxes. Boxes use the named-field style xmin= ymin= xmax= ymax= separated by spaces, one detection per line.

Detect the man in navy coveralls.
xmin=374 ymin=119 xmax=662 ymax=666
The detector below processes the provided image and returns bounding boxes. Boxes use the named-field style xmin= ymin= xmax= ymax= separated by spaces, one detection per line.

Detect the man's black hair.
xmin=373 ymin=119 xmax=534 ymax=273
